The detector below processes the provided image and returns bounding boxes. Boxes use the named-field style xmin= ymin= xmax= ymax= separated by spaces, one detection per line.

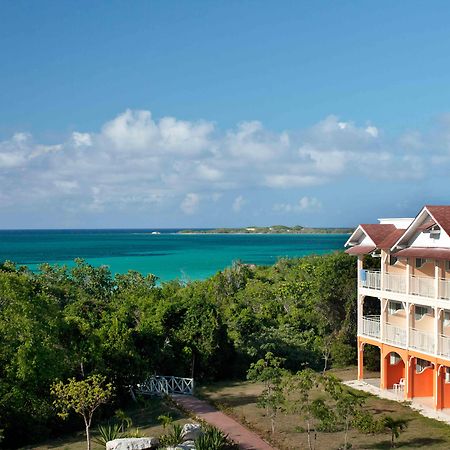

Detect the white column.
xmin=406 ymin=258 xmax=411 ymax=295
xmin=380 ymin=298 xmax=386 ymax=342
xmin=406 ymin=303 xmax=411 ymax=350
xmin=435 ymin=260 xmax=440 ymax=300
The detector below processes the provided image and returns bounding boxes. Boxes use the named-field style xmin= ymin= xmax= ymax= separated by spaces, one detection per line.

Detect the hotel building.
xmin=345 ymin=205 xmax=450 ymax=410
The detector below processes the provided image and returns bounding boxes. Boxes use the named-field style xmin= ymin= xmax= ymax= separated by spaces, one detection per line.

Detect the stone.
xmin=106 ymin=437 xmax=159 ymax=450
xmin=181 ymin=423 xmax=203 ymax=441
xmin=165 ymin=443 xmax=196 ymax=450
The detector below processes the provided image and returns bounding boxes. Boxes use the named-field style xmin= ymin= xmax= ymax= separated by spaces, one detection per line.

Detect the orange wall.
xmin=386 ymin=358 xmax=405 ymax=389
xmin=442 ymin=375 xmax=450 ymax=408
xmin=412 ymin=366 xmax=434 ymax=397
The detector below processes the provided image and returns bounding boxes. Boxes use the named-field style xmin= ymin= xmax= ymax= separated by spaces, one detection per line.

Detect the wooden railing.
xmin=384 ymin=323 xmax=407 ymax=347
xmin=409 ymin=328 xmax=435 ymax=354
xmin=133 ymin=375 xmax=194 ymax=397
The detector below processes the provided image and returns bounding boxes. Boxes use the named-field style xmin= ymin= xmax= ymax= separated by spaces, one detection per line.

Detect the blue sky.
xmin=1 ymin=1 xmax=450 ymax=228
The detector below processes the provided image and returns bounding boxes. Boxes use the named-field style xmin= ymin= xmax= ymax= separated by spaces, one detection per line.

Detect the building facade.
xmin=345 ymin=205 xmax=450 ymax=410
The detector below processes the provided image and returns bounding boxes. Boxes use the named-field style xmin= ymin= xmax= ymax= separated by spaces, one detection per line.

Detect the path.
xmin=171 ymin=394 xmax=276 ymax=450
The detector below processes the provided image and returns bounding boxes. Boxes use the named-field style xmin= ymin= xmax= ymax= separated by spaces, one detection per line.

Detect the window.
xmin=416 ymin=358 xmax=431 ymax=373
xmin=444 ymin=312 xmax=450 ymax=327
xmin=390 ymin=255 xmax=398 ymax=266
xmin=414 ymin=305 xmax=430 ymax=321
xmin=446 ymin=368 xmax=450 ymax=384
xmin=446 ymin=261 xmax=450 ymax=271
xmin=390 ymin=353 xmax=401 ymax=365
xmin=388 ymin=301 xmax=403 ymax=315
xmin=416 ymin=258 xmax=427 ymax=268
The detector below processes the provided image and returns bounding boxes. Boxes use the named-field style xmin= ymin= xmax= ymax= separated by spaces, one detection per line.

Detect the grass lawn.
xmin=196 ymin=367 xmax=450 ymax=450
xmin=20 ymin=397 xmax=189 ymax=450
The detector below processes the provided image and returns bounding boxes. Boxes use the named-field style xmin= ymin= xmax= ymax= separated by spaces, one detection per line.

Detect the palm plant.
xmin=383 ymin=416 xmax=408 ymax=448
xmin=158 ymin=423 xmax=183 ymax=447
xmin=93 ymin=423 xmax=121 ymax=447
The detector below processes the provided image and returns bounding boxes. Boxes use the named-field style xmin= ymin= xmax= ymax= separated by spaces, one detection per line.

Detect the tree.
xmin=247 ymin=352 xmax=286 ymax=434
xmin=283 ymin=369 xmax=319 ymax=450
xmin=51 ymin=374 xmax=113 ymax=450
xmin=382 ymin=416 xmax=408 ymax=448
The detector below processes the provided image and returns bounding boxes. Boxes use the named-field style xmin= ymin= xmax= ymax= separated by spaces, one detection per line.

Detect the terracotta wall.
xmin=385 ymin=357 xmax=405 ymax=389
xmin=440 ymin=372 xmax=450 ymax=408
xmin=412 ymin=365 xmax=434 ymax=397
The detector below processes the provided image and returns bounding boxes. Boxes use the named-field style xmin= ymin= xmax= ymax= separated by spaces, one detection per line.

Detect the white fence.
xmin=410 ymin=328 xmax=434 ymax=354
xmin=384 ymin=323 xmax=407 ymax=347
xmin=440 ymin=334 xmax=450 ymax=358
xmin=361 ymin=270 xmax=381 ymax=290
xmin=133 ymin=376 xmax=194 ymax=397
xmin=410 ymin=276 xmax=435 ymax=298
xmin=361 ymin=316 xmax=381 ymax=339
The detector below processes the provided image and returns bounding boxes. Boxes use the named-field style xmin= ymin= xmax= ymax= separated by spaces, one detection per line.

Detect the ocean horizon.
xmin=0 ymin=229 xmax=349 ymax=281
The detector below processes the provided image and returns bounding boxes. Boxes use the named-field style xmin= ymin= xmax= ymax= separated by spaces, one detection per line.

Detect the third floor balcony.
xmin=360 ymin=269 xmax=450 ymax=301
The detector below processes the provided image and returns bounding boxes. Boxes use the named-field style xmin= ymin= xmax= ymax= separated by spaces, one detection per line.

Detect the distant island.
xmin=178 ymin=225 xmax=353 ymax=234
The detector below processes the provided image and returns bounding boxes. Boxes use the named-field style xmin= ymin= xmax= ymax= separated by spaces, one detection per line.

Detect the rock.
xmin=106 ymin=437 xmax=159 ymax=450
xmin=165 ymin=443 xmax=196 ymax=450
xmin=181 ymin=423 xmax=203 ymax=441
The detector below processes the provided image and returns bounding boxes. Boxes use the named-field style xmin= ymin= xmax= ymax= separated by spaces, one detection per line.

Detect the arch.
xmin=383 ymin=350 xmax=406 ymax=389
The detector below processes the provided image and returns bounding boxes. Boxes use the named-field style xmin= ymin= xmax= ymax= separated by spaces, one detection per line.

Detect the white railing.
xmin=134 ymin=375 xmax=194 ymax=396
xmin=361 ymin=270 xmax=381 ymax=290
xmin=440 ymin=279 xmax=450 ymax=300
xmin=410 ymin=276 xmax=434 ymax=298
xmin=361 ymin=315 xmax=381 ymax=339
xmin=440 ymin=334 xmax=450 ymax=358
xmin=385 ymin=273 xmax=407 ymax=294
xmin=384 ymin=323 xmax=407 ymax=347
xmin=410 ymin=328 xmax=435 ymax=354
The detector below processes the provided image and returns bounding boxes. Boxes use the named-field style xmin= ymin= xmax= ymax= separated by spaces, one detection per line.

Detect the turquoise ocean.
xmin=0 ymin=230 xmax=349 ymax=282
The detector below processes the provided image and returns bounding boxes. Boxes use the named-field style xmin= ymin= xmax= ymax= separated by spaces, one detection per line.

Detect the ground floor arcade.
xmin=358 ymin=336 xmax=450 ymax=410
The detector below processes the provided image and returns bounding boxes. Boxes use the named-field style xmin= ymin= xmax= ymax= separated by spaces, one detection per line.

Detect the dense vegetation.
xmin=0 ymin=252 xmax=357 ymax=448
xmin=178 ymin=225 xmax=353 ymax=234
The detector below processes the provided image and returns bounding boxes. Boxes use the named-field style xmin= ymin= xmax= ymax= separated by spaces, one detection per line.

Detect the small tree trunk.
xmin=344 ymin=420 xmax=349 ymax=449
xmin=307 ymin=420 xmax=312 ymax=450
xmin=391 ymin=430 xmax=394 ymax=448
xmin=84 ymin=416 xmax=91 ymax=450
xmin=271 ymin=416 xmax=275 ymax=434
xmin=85 ymin=424 xmax=91 ymax=450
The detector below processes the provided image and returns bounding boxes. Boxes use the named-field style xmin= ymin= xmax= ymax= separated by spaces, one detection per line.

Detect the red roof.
xmin=426 ymin=206 xmax=450 ymax=236
xmin=345 ymin=245 xmax=376 ymax=255
xmin=393 ymin=247 xmax=450 ymax=260
xmin=360 ymin=224 xmax=396 ymax=246
xmin=377 ymin=228 xmax=406 ymax=250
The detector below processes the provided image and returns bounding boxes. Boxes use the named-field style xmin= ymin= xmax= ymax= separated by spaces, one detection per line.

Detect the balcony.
xmin=361 ymin=315 xmax=380 ymax=339
xmin=409 ymin=328 xmax=435 ymax=354
xmin=360 ymin=270 xmax=450 ymax=301
xmin=384 ymin=323 xmax=407 ymax=347
xmin=440 ymin=334 xmax=450 ymax=358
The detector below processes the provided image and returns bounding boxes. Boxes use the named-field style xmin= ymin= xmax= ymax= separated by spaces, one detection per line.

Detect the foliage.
xmin=0 ymin=252 xmax=357 ymax=447
xmin=157 ymin=413 xmax=174 ymax=429
xmin=195 ymin=425 xmax=237 ymax=450
xmin=247 ymin=352 xmax=286 ymax=434
xmin=93 ymin=423 xmax=121 ymax=446
xmin=51 ymin=374 xmax=113 ymax=450
xmin=352 ymin=410 xmax=383 ymax=434
xmin=158 ymin=423 xmax=183 ymax=446
xmin=382 ymin=416 xmax=409 ymax=448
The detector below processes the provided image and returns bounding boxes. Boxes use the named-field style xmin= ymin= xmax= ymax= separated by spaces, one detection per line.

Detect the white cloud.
xmin=181 ymin=193 xmax=200 ymax=215
xmin=232 ymin=195 xmax=246 ymax=213
xmin=274 ymin=196 xmax=322 ymax=213
xmin=72 ymin=132 xmax=92 ymax=147
xmin=0 ymin=108 xmax=445 ymax=219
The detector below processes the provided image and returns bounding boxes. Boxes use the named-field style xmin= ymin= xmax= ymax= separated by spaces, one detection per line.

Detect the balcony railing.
xmin=384 ymin=323 xmax=407 ymax=347
xmin=440 ymin=334 xmax=450 ymax=358
xmin=361 ymin=315 xmax=380 ymax=339
xmin=361 ymin=270 xmax=381 ymax=290
xmin=360 ymin=270 xmax=450 ymax=300
xmin=410 ymin=276 xmax=435 ymax=298
xmin=410 ymin=328 xmax=435 ymax=354
xmin=385 ymin=273 xmax=406 ymax=294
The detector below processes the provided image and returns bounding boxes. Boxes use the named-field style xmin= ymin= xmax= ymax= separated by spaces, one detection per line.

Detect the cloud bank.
xmin=0 ymin=109 xmax=448 ymax=223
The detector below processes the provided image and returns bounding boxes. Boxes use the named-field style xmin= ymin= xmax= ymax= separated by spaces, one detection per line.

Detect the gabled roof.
xmin=359 ymin=224 xmax=396 ymax=247
xmin=377 ymin=228 xmax=405 ymax=249
xmin=391 ymin=205 xmax=450 ymax=251
xmin=426 ymin=205 xmax=450 ymax=236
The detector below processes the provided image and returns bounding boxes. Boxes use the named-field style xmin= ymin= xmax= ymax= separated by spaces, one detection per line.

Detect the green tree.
xmin=247 ymin=352 xmax=286 ymax=434
xmin=51 ymin=374 xmax=113 ymax=450
xmin=382 ymin=416 xmax=408 ymax=448
xmin=284 ymin=369 xmax=319 ymax=450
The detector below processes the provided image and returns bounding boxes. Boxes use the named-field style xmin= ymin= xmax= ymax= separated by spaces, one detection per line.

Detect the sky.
xmin=1 ymin=1 xmax=450 ymax=229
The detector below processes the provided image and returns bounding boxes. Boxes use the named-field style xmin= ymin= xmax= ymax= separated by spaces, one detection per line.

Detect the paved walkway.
xmin=171 ymin=394 xmax=275 ymax=450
